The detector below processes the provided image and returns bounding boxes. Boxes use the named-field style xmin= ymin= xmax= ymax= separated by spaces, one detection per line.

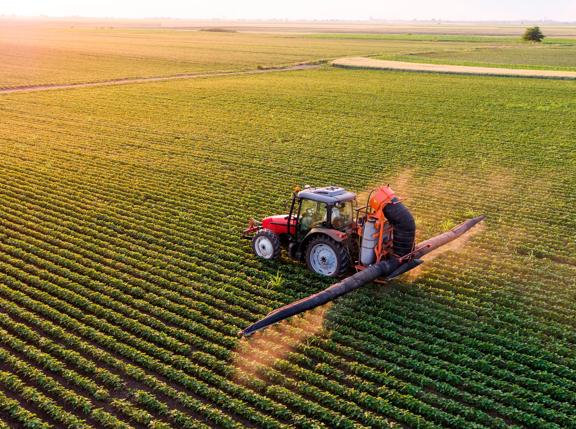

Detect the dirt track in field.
xmin=0 ymin=63 xmax=320 ymax=95
xmin=5 ymin=56 xmax=574 ymax=96
xmin=332 ymin=57 xmax=576 ymax=80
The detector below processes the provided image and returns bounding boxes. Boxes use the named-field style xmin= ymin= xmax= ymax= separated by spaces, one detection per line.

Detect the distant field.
xmin=307 ymin=33 xmax=522 ymax=42
xmin=0 ymin=64 xmax=575 ymax=428
xmin=376 ymin=43 xmax=576 ymax=71
xmin=2 ymin=21 xmax=576 ymax=88
xmin=0 ymin=23 xmax=489 ymax=88
xmin=27 ymin=18 xmax=576 ymax=37
xmin=332 ymin=57 xmax=576 ymax=79
xmin=309 ymin=33 xmax=576 ymax=71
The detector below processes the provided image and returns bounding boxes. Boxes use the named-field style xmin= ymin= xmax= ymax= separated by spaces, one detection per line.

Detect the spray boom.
xmin=239 ymin=215 xmax=485 ymax=336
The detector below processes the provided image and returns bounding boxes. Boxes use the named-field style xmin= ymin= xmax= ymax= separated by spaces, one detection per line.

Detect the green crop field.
xmin=0 ymin=23 xmax=501 ymax=88
xmin=4 ymin=23 xmax=576 ymax=89
xmin=340 ymin=32 xmax=576 ymax=71
xmin=0 ymin=22 xmax=575 ymax=429
xmin=377 ymin=43 xmax=576 ymax=71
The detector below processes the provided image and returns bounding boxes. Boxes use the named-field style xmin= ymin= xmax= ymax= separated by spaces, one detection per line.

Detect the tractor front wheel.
xmin=251 ymin=229 xmax=281 ymax=260
xmin=305 ymin=236 xmax=350 ymax=277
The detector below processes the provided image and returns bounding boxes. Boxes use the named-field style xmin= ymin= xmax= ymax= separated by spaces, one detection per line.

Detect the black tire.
xmin=251 ymin=229 xmax=281 ymax=260
xmin=305 ymin=235 xmax=351 ymax=277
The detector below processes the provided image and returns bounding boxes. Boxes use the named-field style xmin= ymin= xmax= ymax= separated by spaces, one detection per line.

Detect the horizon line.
xmin=1 ymin=15 xmax=575 ymax=25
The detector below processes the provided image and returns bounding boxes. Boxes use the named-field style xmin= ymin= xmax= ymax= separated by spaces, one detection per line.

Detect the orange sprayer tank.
xmin=369 ymin=186 xmax=396 ymax=212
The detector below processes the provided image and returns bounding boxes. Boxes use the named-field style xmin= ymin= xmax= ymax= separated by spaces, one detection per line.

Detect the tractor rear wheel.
xmin=252 ymin=229 xmax=281 ymax=260
xmin=305 ymin=236 xmax=351 ymax=277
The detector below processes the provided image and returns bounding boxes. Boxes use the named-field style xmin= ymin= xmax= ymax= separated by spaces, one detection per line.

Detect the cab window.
xmin=331 ymin=201 xmax=354 ymax=228
xmin=299 ymin=199 xmax=327 ymax=233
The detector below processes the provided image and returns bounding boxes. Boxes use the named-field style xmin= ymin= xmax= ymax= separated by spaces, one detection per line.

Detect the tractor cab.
xmin=244 ymin=186 xmax=358 ymax=277
xmin=294 ymin=186 xmax=356 ymax=237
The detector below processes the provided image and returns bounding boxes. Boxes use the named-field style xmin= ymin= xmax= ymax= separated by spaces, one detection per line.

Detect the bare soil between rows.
xmin=332 ymin=57 xmax=576 ymax=80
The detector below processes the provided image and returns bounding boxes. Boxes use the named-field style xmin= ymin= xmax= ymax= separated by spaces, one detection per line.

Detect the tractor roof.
xmin=297 ymin=186 xmax=356 ymax=204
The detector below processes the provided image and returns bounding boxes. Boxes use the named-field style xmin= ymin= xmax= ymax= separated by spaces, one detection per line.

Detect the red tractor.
xmin=243 ymin=185 xmax=416 ymax=277
xmin=240 ymin=185 xmax=484 ymax=335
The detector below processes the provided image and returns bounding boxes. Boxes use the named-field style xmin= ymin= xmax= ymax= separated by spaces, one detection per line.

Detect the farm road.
xmin=0 ymin=63 xmax=320 ymax=95
xmin=332 ymin=57 xmax=576 ymax=80
xmin=5 ymin=56 xmax=573 ymax=96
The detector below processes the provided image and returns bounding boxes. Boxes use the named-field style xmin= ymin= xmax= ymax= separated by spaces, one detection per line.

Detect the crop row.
xmin=0 ymin=275 xmax=330 ymax=428
xmin=1 ymin=204 xmax=572 ymax=404
xmin=0 ymin=160 xmax=572 ymax=358
xmin=0 ymin=246 xmax=568 ymax=428
xmin=0 ymin=176 xmax=572 ymax=426
xmin=1 ymin=152 xmax=572 ymax=340
xmin=1 ymin=68 xmax=574 ymax=428
xmin=0 ymin=202 xmax=564 ymax=426
xmin=0 ymin=297 xmax=240 ymax=429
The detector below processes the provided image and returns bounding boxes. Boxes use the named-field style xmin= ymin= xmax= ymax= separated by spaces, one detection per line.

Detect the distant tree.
xmin=523 ymin=26 xmax=545 ymax=42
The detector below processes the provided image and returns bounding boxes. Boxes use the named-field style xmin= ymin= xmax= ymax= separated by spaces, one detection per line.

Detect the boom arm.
xmin=239 ymin=215 xmax=485 ymax=336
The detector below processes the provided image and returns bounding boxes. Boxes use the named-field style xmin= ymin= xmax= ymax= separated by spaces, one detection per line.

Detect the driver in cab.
xmin=300 ymin=207 xmax=316 ymax=232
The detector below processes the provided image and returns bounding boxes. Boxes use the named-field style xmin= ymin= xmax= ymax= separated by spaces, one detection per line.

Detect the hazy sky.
xmin=2 ymin=0 xmax=575 ymax=22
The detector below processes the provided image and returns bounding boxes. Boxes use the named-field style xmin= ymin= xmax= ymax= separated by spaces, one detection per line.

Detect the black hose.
xmin=384 ymin=200 xmax=416 ymax=256
xmin=239 ymin=258 xmax=401 ymax=336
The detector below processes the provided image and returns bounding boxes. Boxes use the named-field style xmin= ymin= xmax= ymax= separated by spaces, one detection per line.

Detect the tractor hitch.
xmin=242 ymin=218 xmax=261 ymax=238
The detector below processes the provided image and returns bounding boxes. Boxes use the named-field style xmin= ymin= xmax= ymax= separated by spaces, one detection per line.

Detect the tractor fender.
xmin=299 ymin=228 xmax=349 ymax=259
xmin=306 ymin=227 xmax=348 ymax=243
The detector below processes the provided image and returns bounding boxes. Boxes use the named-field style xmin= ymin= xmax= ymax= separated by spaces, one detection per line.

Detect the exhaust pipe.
xmin=239 ymin=215 xmax=485 ymax=336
